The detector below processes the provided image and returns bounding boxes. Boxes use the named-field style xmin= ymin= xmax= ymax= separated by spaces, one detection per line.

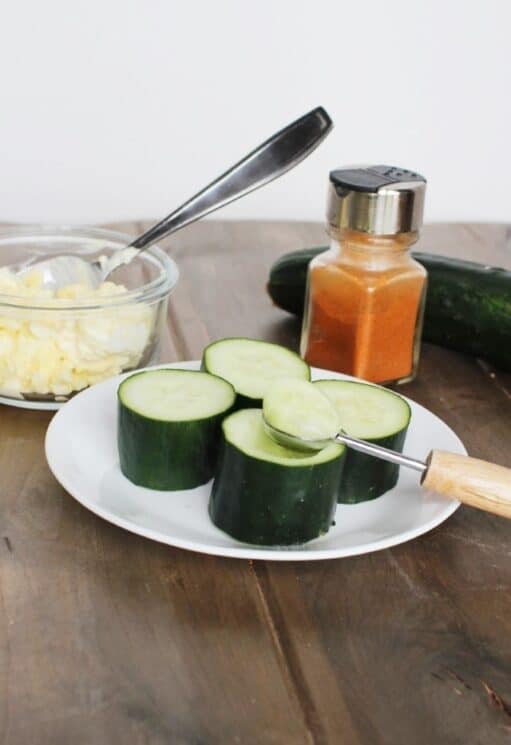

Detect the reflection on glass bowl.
xmin=0 ymin=225 xmax=178 ymax=409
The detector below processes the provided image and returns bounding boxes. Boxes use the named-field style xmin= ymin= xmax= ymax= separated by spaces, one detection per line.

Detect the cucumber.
xmin=263 ymin=378 xmax=340 ymax=444
xmin=267 ymin=246 xmax=511 ymax=371
xmin=201 ymin=337 xmax=310 ymax=408
xmin=314 ymin=380 xmax=411 ymax=503
xmin=118 ymin=369 xmax=235 ymax=490
xmin=209 ymin=409 xmax=345 ymax=545
xmin=268 ymin=247 xmax=322 ymax=316
xmin=414 ymin=252 xmax=511 ymax=371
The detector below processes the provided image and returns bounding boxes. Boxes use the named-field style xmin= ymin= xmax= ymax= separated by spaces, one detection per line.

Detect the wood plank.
xmin=421 ymin=222 xmax=511 ymax=267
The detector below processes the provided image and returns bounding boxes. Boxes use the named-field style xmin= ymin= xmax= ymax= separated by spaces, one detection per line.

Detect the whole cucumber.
xmin=267 ymin=247 xmax=511 ymax=371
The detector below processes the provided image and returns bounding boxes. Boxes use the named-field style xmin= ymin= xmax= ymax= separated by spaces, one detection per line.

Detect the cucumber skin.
xmin=267 ymin=247 xmax=323 ymax=316
xmin=233 ymin=393 xmax=263 ymax=410
xmin=417 ymin=253 xmax=511 ymax=371
xmin=118 ymin=402 xmax=229 ymax=491
xmin=268 ymin=247 xmax=511 ymax=371
xmin=338 ymin=428 xmax=408 ymax=504
xmin=210 ymin=441 xmax=345 ymax=545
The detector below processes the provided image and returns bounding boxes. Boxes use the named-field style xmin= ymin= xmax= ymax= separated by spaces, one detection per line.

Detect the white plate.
xmin=45 ymin=362 xmax=465 ymax=561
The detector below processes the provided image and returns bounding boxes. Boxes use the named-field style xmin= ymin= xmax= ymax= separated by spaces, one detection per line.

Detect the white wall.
xmin=0 ymin=0 xmax=509 ymax=225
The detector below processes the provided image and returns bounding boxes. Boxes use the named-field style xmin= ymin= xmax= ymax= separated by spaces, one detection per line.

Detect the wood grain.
xmin=424 ymin=450 xmax=511 ymax=518
xmin=0 ymin=219 xmax=510 ymax=744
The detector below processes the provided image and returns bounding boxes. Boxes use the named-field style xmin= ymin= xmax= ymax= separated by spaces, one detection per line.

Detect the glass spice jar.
xmin=300 ymin=165 xmax=427 ymax=385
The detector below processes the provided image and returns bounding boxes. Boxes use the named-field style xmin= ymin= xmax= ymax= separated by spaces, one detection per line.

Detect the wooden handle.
xmin=423 ymin=450 xmax=511 ymax=518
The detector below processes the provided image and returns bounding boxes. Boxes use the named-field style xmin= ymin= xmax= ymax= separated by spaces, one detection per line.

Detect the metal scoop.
xmin=262 ymin=414 xmax=511 ymax=519
xmin=19 ymin=106 xmax=332 ymax=290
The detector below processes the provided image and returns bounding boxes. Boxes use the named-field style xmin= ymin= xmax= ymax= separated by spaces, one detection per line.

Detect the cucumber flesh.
xmin=210 ymin=409 xmax=345 ymax=545
xmin=202 ymin=337 xmax=310 ymax=405
xmin=314 ymin=380 xmax=411 ymax=503
xmin=118 ymin=369 xmax=235 ymax=491
xmin=224 ymin=407 xmax=342 ymax=466
xmin=314 ymin=380 xmax=410 ymax=439
xmin=263 ymin=378 xmax=340 ymax=443
xmin=119 ymin=369 xmax=236 ymax=421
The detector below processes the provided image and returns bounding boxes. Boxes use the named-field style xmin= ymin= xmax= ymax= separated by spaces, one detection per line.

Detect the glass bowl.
xmin=0 ymin=225 xmax=179 ymax=409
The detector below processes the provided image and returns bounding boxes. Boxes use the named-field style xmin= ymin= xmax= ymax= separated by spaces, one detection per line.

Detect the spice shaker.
xmin=300 ymin=165 xmax=427 ymax=384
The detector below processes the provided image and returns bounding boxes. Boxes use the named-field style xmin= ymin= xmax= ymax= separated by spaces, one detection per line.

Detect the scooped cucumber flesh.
xmin=263 ymin=378 xmax=340 ymax=443
xmin=314 ymin=380 xmax=411 ymax=503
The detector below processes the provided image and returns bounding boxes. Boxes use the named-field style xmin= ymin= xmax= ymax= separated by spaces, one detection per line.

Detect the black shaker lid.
xmin=330 ymin=165 xmax=426 ymax=194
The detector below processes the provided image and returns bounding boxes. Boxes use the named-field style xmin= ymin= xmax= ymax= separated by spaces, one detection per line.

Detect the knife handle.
xmin=422 ymin=450 xmax=511 ymax=518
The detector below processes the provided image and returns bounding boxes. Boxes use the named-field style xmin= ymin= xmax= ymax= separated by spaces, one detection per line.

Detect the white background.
xmin=0 ymin=0 xmax=509 ymax=225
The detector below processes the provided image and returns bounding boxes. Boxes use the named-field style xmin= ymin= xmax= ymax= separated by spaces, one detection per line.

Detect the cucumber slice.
xmin=202 ymin=337 xmax=310 ymax=408
xmin=263 ymin=378 xmax=340 ymax=443
xmin=314 ymin=380 xmax=411 ymax=503
xmin=118 ymin=369 xmax=235 ymax=490
xmin=209 ymin=409 xmax=345 ymax=546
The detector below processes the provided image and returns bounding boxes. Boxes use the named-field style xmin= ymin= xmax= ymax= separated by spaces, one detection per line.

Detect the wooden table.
xmin=1 ymin=220 xmax=510 ymax=745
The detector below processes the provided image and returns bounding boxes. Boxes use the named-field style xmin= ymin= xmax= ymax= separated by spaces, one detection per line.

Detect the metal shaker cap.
xmin=327 ymin=165 xmax=426 ymax=235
